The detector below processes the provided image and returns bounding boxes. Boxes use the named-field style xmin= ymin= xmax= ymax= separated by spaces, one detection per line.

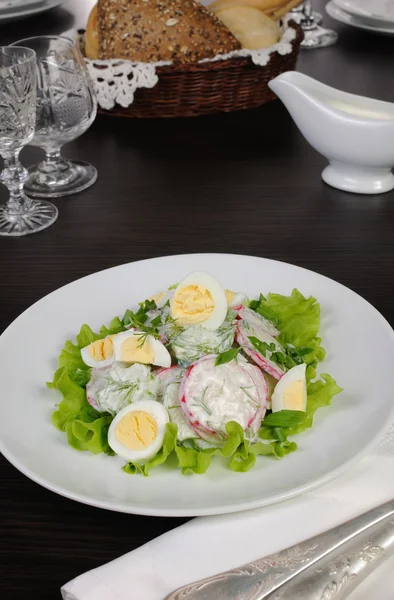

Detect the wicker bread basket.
xmin=89 ymin=20 xmax=303 ymax=118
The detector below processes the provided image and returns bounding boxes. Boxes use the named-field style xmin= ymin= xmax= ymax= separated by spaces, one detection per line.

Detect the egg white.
xmin=112 ymin=330 xmax=171 ymax=367
xmin=170 ymin=271 xmax=227 ymax=331
xmin=80 ymin=336 xmax=115 ymax=369
xmin=108 ymin=400 xmax=169 ymax=462
xmin=271 ymin=363 xmax=307 ymax=413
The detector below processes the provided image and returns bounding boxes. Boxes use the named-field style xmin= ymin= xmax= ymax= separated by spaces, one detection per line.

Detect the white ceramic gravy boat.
xmin=269 ymin=71 xmax=394 ymax=195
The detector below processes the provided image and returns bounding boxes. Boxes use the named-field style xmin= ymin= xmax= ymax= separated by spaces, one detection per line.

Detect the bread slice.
xmin=212 ymin=5 xmax=281 ymax=49
xmin=86 ymin=4 xmax=99 ymax=59
xmin=97 ymin=0 xmax=241 ymax=63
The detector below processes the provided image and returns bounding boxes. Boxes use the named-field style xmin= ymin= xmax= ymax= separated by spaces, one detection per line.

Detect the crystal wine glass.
xmin=12 ymin=36 xmax=97 ymax=198
xmin=290 ymin=1 xmax=322 ymax=25
xmin=0 ymin=46 xmax=58 ymax=236
xmin=300 ymin=1 xmax=338 ymax=49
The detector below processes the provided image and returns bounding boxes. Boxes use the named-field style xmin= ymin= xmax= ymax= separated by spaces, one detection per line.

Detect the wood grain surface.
xmin=1 ymin=1 xmax=394 ymax=597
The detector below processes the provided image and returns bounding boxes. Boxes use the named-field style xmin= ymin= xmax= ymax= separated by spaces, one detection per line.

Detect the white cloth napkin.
xmin=62 ymin=426 xmax=394 ymax=600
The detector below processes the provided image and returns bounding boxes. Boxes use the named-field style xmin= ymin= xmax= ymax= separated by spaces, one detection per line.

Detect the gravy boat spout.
xmin=269 ymin=72 xmax=394 ymax=194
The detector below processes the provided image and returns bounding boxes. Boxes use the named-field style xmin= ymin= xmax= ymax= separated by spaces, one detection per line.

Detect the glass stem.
xmin=41 ymin=147 xmax=66 ymax=173
xmin=301 ymin=0 xmax=317 ymax=30
xmin=0 ymin=150 xmax=29 ymax=215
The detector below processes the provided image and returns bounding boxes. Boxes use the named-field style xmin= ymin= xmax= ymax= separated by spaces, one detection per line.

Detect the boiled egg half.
xmin=81 ymin=335 xmax=115 ymax=368
xmin=170 ymin=271 xmax=227 ymax=330
xmin=108 ymin=400 xmax=169 ymax=462
xmin=271 ymin=363 xmax=307 ymax=412
xmin=113 ymin=330 xmax=171 ymax=367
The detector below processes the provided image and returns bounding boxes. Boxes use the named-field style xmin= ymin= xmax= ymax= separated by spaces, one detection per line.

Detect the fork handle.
xmin=165 ymin=499 xmax=394 ymax=600
xmin=267 ymin=514 xmax=394 ymax=599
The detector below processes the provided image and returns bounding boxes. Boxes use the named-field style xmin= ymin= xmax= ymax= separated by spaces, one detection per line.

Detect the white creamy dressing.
xmin=328 ymin=99 xmax=394 ymax=120
xmin=163 ymin=382 xmax=196 ymax=441
xmin=183 ymin=357 xmax=261 ymax=435
xmin=156 ymin=366 xmax=185 ymax=396
xmin=87 ymin=363 xmax=160 ymax=415
xmin=239 ymin=305 xmax=280 ymax=337
xmin=171 ymin=323 xmax=235 ymax=367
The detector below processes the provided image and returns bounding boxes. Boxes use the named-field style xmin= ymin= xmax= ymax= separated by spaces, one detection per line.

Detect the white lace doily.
xmin=65 ymin=26 xmax=297 ymax=111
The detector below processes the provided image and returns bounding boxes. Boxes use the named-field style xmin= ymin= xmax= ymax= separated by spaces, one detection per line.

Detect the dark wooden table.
xmin=1 ymin=1 xmax=394 ymax=598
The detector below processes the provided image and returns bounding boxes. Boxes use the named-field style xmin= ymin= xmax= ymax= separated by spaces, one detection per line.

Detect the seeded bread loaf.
xmin=96 ymin=0 xmax=241 ymax=63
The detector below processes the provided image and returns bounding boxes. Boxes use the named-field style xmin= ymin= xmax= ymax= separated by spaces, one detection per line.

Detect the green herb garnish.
xmin=122 ymin=299 xmax=162 ymax=348
xmin=215 ymin=346 xmax=242 ymax=366
xmin=191 ymin=386 xmax=212 ymax=415
xmin=248 ymin=336 xmax=276 ymax=357
xmin=249 ymin=293 xmax=279 ymax=326
xmin=262 ymin=410 xmax=307 ymax=428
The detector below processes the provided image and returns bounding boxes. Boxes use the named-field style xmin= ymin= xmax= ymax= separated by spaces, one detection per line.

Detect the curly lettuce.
xmin=48 ymin=323 xmax=125 ymax=455
xmin=122 ymin=421 xmax=298 ymax=477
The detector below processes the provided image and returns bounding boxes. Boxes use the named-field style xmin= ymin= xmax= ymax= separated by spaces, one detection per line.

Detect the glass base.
xmin=25 ymin=160 xmax=98 ymax=199
xmin=301 ymin=27 xmax=338 ymax=49
xmin=0 ymin=197 xmax=58 ymax=237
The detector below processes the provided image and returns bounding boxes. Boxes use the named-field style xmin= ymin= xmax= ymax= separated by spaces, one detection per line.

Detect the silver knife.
xmin=165 ymin=499 xmax=394 ymax=600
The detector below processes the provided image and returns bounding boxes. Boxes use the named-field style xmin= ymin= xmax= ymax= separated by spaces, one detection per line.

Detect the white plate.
xmin=326 ymin=1 xmax=394 ymax=35
xmin=1 ymin=253 xmax=394 ymax=517
xmin=0 ymin=0 xmax=43 ymax=9
xmin=335 ymin=0 xmax=394 ymax=25
xmin=0 ymin=0 xmax=64 ymax=23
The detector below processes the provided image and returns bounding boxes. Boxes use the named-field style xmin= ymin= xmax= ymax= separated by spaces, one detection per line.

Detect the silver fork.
xmin=165 ymin=499 xmax=394 ymax=599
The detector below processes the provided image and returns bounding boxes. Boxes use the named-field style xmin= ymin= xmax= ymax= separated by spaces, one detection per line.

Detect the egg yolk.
xmin=88 ymin=337 xmax=114 ymax=362
xmin=283 ymin=380 xmax=306 ymax=411
xmin=119 ymin=335 xmax=155 ymax=364
xmin=225 ymin=289 xmax=236 ymax=306
xmin=115 ymin=411 xmax=158 ymax=450
xmin=172 ymin=284 xmax=214 ymax=325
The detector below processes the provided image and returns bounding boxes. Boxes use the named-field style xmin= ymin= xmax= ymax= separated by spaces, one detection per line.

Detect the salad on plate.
xmin=48 ymin=271 xmax=342 ymax=476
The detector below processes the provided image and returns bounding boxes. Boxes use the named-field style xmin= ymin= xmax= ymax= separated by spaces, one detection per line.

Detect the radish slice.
xmin=238 ymin=359 xmax=268 ymax=431
xmin=237 ymin=305 xmax=280 ymax=337
xmin=236 ymin=319 xmax=285 ymax=381
xmin=179 ymin=354 xmax=267 ymax=443
xmin=155 ymin=365 xmax=185 ymax=395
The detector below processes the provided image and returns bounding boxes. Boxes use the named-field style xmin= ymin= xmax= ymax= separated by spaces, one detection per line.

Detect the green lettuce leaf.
xmin=225 ymin=421 xmax=297 ymax=472
xmin=76 ymin=324 xmax=102 ymax=349
xmin=50 ymin=366 xmax=113 ymax=455
xmin=175 ymin=445 xmax=215 ymax=475
xmin=65 ymin=416 xmax=113 ymax=454
xmin=264 ymin=289 xmax=320 ymax=347
xmin=99 ymin=316 xmax=125 ymax=337
xmin=286 ymin=374 xmax=343 ymax=436
xmin=122 ymin=423 xmax=178 ymax=476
